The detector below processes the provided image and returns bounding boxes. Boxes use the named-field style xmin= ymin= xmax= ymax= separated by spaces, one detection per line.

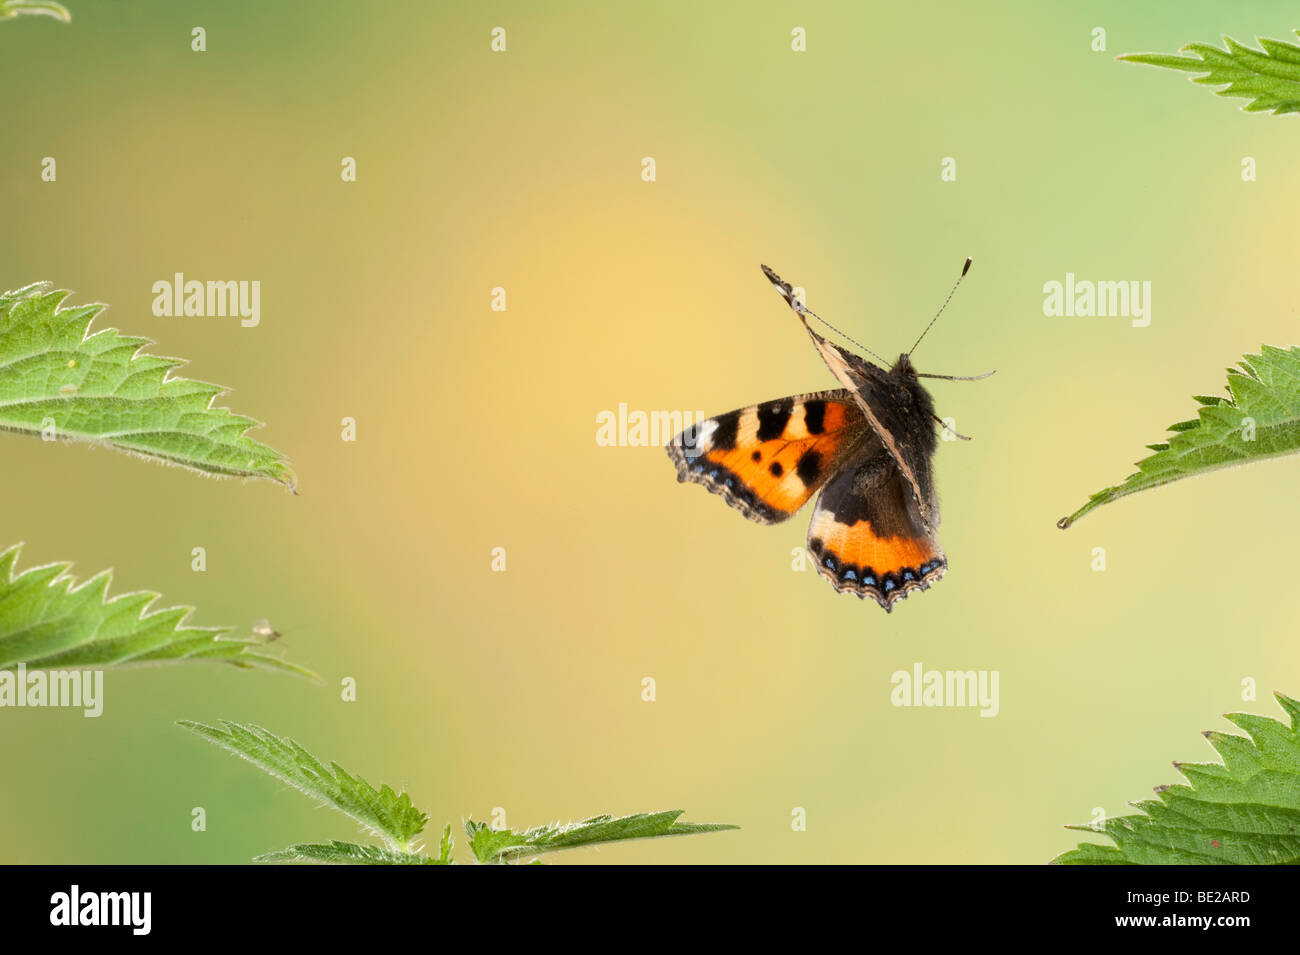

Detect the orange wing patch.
xmin=666 ymin=391 xmax=865 ymax=525
xmin=807 ymin=512 xmax=946 ymax=611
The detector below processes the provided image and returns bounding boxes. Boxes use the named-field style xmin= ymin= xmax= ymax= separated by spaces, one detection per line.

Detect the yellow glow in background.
xmin=1 ymin=1 xmax=1298 ymax=863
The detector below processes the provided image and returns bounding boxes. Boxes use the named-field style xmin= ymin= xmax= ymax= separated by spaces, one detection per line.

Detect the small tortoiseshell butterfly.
xmin=666 ymin=261 xmax=989 ymax=612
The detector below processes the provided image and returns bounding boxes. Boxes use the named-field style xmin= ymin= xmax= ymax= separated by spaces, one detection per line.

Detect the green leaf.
xmin=435 ymin=823 xmax=454 ymax=864
xmin=1054 ymin=692 xmax=1300 ymax=864
xmin=0 ymin=543 xmax=316 ymax=678
xmin=255 ymin=841 xmax=447 ymax=865
xmin=179 ymin=720 xmax=429 ymax=851
xmin=465 ymin=810 xmax=739 ymax=864
xmin=1058 ymin=345 xmax=1300 ymax=528
xmin=0 ymin=283 xmax=294 ymax=489
xmin=1120 ymin=32 xmax=1300 ymax=116
xmin=186 ymin=721 xmax=736 ymax=864
xmin=0 ymin=1 xmax=70 ymax=21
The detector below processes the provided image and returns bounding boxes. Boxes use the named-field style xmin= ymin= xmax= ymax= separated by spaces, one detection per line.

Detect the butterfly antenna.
xmin=932 ymin=413 xmax=972 ymax=440
xmin=916 ymin=369 xmax=996 ymax=381
xmin=803 ymin=306 xmax=890 ymax=365
xmin=908 ymin=256 xmax=972 ymax=357
xmin=760 ymin=264 xmax=889 ymax=365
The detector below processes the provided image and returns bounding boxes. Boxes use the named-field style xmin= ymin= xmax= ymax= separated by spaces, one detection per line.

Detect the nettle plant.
xmin=0 ymin=284 xmax=734 ymax=863
xmin=182 ymin=721 xmax=737 ymax=864
xmin=1058 ymin=347 xmax=1300 ymax=529
xmin=0 ymin=284 xmax=309 ymax=676
xmin=1121 ymin=30 xmax=1300 ymax=117
xmin=1079 ymin=32 xmax=1300 ymax=523
xmin=1056 ymin=693 xmax=1300 ymax=864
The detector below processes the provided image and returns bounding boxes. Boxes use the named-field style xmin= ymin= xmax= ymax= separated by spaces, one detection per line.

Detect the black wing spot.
xmin=769 ymin=462 xmax=783 ymax=477
xmin=711 ymin=411 xmax=739 ymax=451
xmin=796 ymin=449 xmax=822 ymax=486
xmin=803 ymin=399 xmax=826 ymax=435
xmin=756 ymin=402 xmax=792 ymax=441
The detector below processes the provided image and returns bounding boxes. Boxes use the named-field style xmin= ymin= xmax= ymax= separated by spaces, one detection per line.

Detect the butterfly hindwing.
xmin=805 ymin=445 xmax=947 ymax=612
xmin=666 ymin=390 xmax=868 ymax=524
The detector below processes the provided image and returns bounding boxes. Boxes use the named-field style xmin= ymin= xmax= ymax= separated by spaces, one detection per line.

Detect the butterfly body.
xmin=666 ymin=266 xmax=965 ymax=612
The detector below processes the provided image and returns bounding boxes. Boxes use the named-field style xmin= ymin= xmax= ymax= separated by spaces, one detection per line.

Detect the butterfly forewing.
xmin=666 ymin=390 xmax=869 ymax=524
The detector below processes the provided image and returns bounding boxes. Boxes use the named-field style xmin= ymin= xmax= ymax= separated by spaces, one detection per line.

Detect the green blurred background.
xmin=2 ymin=1 xmax=1298 ymax=864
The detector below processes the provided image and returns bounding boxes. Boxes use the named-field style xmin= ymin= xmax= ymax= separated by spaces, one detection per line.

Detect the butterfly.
xmin=666 ymin=261 xmax=990 ymax=612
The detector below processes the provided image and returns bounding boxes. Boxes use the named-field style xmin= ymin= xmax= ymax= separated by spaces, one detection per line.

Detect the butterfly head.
xmin=891 ymin=353 xmax=918 ymax=378
xmin=887 ymin=353 xmax=938 ymax=422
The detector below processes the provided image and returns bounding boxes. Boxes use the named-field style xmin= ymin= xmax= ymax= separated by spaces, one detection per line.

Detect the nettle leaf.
xmin=179 ymin=720 xmax=429 ymax=852
xmin=1120 ymin=32 xmax=1300 ymax=116
xmin=465 ymin=811 xmax=739 ymax=864
xmin=186 ymin=720 xmax=736 ymax=863
xmin=1058 ymin=346 xmax=1300 ymax=528
xmin=435 ymin=822 xmax=454 ymax=863
xmin=0 ymin=1 xmax=70 ymax=22
xmin=1054 ymin=693 xmax=1300 ymax=865
xmin=255 ymin=841 xmax=448 ymax=865
xmin=257 ymin=825 xmax=455 ymax=866
xmin=0 ymin=544 xmax=315 ymax=677
xmin=0 ymin=283 xmax=294 ymax=489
